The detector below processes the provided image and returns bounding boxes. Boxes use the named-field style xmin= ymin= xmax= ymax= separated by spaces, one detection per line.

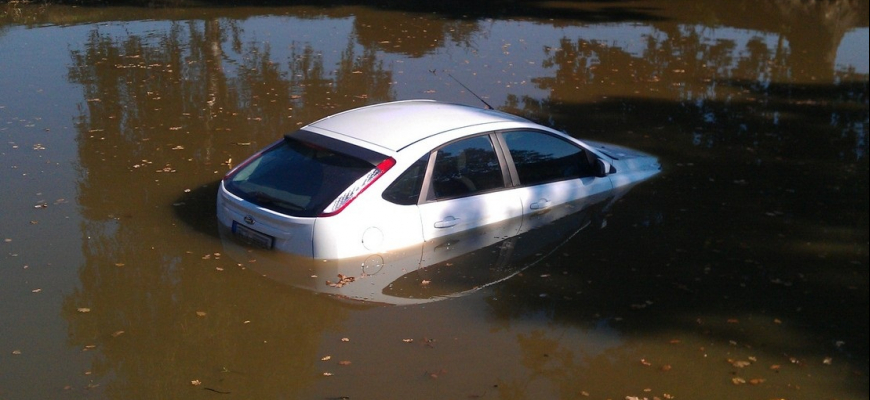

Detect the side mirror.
xmin=595 ymin=159 xmax=612 ymax=177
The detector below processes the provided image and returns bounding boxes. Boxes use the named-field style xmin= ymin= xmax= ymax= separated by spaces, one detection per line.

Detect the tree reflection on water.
xmin=0 ymin=0 xmax=862 ymax=398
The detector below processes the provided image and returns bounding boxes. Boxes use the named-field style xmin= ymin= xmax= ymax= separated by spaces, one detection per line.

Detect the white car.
xmin=216 ymin=99 xmax=660 ymax=259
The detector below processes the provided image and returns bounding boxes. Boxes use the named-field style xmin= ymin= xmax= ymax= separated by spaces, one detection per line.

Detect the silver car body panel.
xmin=304 ymin=99 xmax=529 ymax=152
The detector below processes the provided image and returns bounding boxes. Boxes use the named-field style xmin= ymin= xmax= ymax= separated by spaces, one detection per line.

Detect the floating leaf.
xmin=427 ymin=369 xmax=446 ymax=379
xmin=77 ymin=308 xmax=91 ymax=313
xmin=327 ymin=274 xmax=356 ymax=288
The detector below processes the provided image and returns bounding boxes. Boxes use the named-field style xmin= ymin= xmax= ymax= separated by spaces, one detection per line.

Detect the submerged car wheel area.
xmin=216 ymin=99 xmax=661 ymax=260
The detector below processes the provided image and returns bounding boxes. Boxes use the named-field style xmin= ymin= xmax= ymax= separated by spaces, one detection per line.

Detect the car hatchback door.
xmin=418 ymin=134 xmax=523 ymax=242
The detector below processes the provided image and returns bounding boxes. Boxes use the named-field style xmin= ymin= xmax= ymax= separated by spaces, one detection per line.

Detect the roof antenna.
xmin=447 ymin=73 xmax=493 ymax=110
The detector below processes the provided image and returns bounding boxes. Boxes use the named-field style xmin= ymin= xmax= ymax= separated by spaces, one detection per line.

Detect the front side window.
xmin=224 ymin=135 xmax=384 ymax=217
xmin=502 ymin=130 xmax=593 ymax=186
xmin=430 ymin=135 xmax=505 ymax=199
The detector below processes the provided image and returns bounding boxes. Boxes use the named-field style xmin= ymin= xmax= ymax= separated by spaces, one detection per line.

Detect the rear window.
xmin=224 ymin=132 xmax=385 ymax=217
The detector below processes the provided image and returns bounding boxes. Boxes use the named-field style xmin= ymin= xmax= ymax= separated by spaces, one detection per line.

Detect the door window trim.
xmin=420 ymin=132 xmax=512 ymax=202
xmin=494 ymin=129 xmax=597 ymax=188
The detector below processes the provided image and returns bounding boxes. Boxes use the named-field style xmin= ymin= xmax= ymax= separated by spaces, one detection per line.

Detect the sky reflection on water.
xmin=1 ymin=2 xmax=867 ymax=399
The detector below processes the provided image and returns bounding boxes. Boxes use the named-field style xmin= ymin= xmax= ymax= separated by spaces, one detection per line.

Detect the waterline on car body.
xmin=220 ymin=199 xmax=608 ymax=305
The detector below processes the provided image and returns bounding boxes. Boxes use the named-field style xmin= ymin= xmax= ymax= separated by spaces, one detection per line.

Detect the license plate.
xmin=232 ymin=221 xmax=274 ymax=249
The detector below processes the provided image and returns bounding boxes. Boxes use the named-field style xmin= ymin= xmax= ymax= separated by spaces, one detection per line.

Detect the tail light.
xmin=319 ymin=157 xmax=396 ymax=217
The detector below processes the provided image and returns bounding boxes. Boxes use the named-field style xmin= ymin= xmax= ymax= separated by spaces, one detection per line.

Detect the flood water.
xmin=1 ymin=1 xmax=868 ymax=399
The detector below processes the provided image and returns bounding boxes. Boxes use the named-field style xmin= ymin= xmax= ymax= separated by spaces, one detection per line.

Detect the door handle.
xmin=434 ymin=216 xmax=459 ymax=228
xmin=530 ymin=199 xmax=551 ymax=210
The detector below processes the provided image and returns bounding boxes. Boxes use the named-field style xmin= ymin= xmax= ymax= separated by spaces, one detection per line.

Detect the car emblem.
xmin=244 ymin=215 xmax=255 ymax=225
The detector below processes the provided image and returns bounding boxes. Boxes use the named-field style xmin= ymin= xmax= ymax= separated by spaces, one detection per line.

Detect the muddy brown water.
xmin=1 ymin=1 xmax=867 ymax=399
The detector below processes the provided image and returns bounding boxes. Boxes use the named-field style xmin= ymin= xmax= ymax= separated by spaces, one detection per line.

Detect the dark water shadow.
xmin=491 ymin=78 xmax=870 ymax=395
xmin=172 ymin=180 xmax=221 ymax=237
xmin=26 ymin=0 xmax=870 ymax=32
xmin=26 ymin=0 xmax=669 ymax=23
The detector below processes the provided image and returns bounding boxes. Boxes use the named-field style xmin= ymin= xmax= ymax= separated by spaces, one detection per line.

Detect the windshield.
xmin=224 ymin=134 xmax=381 ymax=217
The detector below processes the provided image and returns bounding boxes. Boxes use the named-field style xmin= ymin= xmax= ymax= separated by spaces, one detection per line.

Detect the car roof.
xmin=303 ymin=100 xmax=531 ymax=152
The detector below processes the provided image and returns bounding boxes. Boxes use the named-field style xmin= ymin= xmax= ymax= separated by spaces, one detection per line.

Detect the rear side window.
xmin=224 ymin=136 xmax=381 ymax=217
xmin=430 ymin=135 xmax=505 ymax=199
xmin=383 ymin=154 xmax=429 ymax=205
xmin=502 ymin=131 xmax=593 ymax=185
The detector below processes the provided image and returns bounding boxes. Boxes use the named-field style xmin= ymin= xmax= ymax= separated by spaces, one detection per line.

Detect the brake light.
xmin=319 ymin=157 xmax=396 ymax=217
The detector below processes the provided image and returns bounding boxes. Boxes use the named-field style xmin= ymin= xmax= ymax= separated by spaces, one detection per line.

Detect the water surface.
xmin=1 ymin=1 xmax=867 ymax=399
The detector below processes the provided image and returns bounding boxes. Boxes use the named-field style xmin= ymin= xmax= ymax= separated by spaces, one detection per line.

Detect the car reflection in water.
xmin=220 ymin=183 xmax=644 ymax=305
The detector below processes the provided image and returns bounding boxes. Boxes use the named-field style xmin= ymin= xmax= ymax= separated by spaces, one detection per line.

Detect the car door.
xmin=497 ymin=130 xmax=615 ymax=233
xmin=417 ymin=134 xmax=523 ymax=243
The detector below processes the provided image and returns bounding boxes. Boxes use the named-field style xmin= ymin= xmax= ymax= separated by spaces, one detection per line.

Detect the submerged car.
xmin=217 ymin=99 xmax=660 ymax=259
